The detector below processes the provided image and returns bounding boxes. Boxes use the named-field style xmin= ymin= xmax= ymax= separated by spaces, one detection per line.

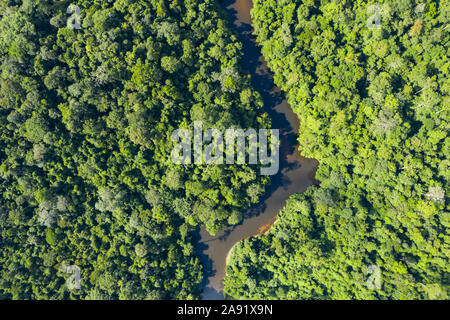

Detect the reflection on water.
xmin=195 ymin=0 xmax=319 ymax=300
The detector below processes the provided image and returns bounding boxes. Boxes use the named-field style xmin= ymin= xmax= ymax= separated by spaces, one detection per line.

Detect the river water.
xmin=195 ymin=0 xmax=319 ymax=299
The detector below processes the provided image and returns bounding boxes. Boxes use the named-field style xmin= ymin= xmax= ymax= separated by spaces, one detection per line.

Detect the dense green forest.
xmin=0 ymin=0 xmax=271 ymax=299
xmin=1 ymin=0 xmax=448 ymax=301
xmin=224 ymin=0 xmax=449 ymax=299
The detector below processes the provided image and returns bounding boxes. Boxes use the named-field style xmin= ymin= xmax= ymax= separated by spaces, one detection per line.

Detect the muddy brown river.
xmin=195 ymin=0 xmax=318 ymax=299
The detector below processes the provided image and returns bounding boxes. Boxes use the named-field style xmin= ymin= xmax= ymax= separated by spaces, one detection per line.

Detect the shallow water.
xmin=195 ymin=0 xmax=319 ymax=300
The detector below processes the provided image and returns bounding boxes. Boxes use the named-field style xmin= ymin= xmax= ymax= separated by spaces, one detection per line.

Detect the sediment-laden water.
xmin=195 ymin=0 xmax=319 ymax=300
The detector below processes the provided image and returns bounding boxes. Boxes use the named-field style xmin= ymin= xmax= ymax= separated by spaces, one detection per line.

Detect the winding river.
xmin=195 ymin=0 xmax=319 ymax=299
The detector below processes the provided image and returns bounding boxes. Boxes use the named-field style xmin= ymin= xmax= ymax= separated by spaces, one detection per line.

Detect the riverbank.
xmin=225 ymin=216 xmax=277 ymax=270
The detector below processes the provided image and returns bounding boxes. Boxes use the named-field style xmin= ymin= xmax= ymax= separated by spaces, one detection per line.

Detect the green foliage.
xmin=0 ymin=0 xmax=269 ymax=299
xmin=224 ymin=0 xmax=449 ymax=300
